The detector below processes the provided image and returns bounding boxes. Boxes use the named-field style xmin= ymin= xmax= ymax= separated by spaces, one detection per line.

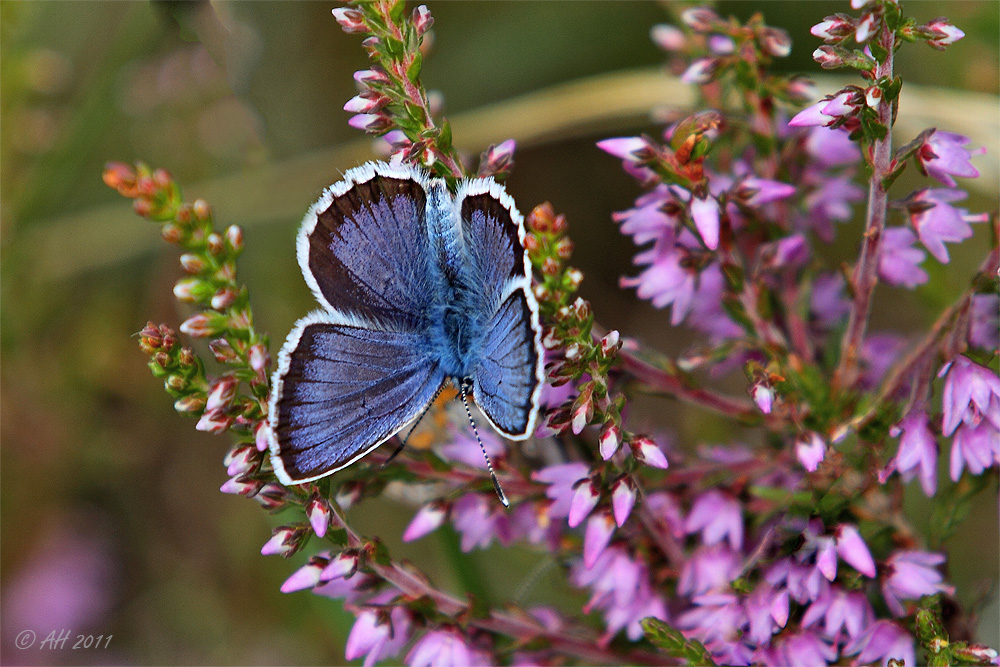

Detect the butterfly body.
xmin=268 ymin=162 xmax=543 ymax=486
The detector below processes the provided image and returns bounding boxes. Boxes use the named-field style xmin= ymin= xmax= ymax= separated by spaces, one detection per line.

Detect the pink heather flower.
xmin=403 ymin=502 xmax=447 ymax=542
xmin=596 ymin=136 xmax=647 ymax=162
xmin=681 ymin=57 xmax=719 ymax=85
xmin=568 ymin=478 xmax=601 ymax=528
xmin=845 ymin=620 xmax=916 ymax=667
xmin=685 ymin=490 xmax=743 ymax=550
xmin=678 ymin=544 xmax=741 ymax=596
xmin=970 ymin=295 xmax=1000 ymax=351
xmin=789 ymin=100 xmax=832 ymax=127
xmin=313 ymin=571 xmax=374 ymax=604
xmin=805 ymin=126 xmax=861 ymax=166
xmin=280 ymin=558 xmax=325 ymax=593
xmin=707 ymin=34 xmax=736 ymax=55
xmin=630 ymin=435 xmax=670 ymax=469
xmin=737 ymin=178 xmax=796 ymax=207
xmin=802 ymin=587 xmax=874 ymax=639
xmin=348 ymin=113 xmax=386 ymax=132
xmin=180 ymin=312 xmax=225 ymax=337
xmin=478 ymin=138 xmax=516 ymax=176
xmin=534 ymin=463 xmax=589 ymax=519
xmin=254 ymin=420 xmax=271 ymax=452
xmin=878 ymin=227 xmax=928 ymax=288
xmin=821 ymin=91 xmax=855 ymax=117
xmin=918 ymin=130 xmax=982 ymax=187
xmin=940 ymin=355 xmax=1000 ymax=436
xmin=610 ymin=477 xmax=637 ymax=527
xmin=690 ymin=194 xmax=721 ymax=249
xmin=810 ymin=273 xmax=851 ymax=328
xmin=451 ymin=494 xmax=511 ymax=551
xmin=796 ymin=432 xmax=826 ymax=472
xmin=751 ymin=383 xmax=774 ymax=414
xmin=803 ymin=173 xmax=865 ymax=242
xmin=345 ymin=607 xmax=412 ymax=667
xmin=835 ymin=524 xmax=876 ymax=577
xmin=439 ymin=428 xmax=505 ymax=469
xmin=926 ymin=18 xmax=965 ymax=49
xmin=766 ymin=557 xmax=829 ymax=604
xmin=572 ymin=547 xmax=666 ymax=642
xmin=583 ymin=511 xmax=616 ymax=568
xmin=651 ymin=24 xmax=685 ymax=51
xmin=760 ymin=234 xmax=810 ymax=270
xmin=908 ymin=188 xmax=982 ymax=263
xmin=744 ymin=583 xmax=790 ymax=646
xmin=882 ymin=410 xmax=938 ymax=496
xmin=407 ymin=629 xmax=490 ymax=667
xmin=759 ymin=27 xmax=791 ymax=58
xmin=951 ymin=420 xmax=1000 ymax=480
xmin=883 ymin=551 xmax=954 ymax=616
xmin=860 ymin=333 xmax=907 ymax=390
xmin=622 ymin=239 xmax=697 ymax=322
xmin=687 ymin=264 xmax=744 ymax=343
xmin=674 ymin=592 xmax=743 ymax=645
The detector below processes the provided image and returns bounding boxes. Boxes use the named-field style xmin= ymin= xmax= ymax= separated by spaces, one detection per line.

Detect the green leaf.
xmin=641 ymin=617 xmax=718 ymax=665
xmin=406 ymin=52 xmax=423 ymax=83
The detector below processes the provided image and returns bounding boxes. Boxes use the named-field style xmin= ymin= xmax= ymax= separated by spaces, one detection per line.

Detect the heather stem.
xmin=834 ymin=22 xmax=896 ymax=390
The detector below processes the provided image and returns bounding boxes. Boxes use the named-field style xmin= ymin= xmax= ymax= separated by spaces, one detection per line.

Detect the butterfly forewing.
xmin=299 ymin=163 xmax=436 ymax=328
xmin=269 ymin=310 xmax=446 ymax=484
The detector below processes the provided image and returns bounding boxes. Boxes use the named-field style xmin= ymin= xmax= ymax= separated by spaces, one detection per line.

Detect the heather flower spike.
xmin=110 ymin=0 xmax=998 ymax=664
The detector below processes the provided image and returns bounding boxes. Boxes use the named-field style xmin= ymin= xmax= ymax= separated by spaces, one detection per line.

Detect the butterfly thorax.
xmin=429 ymin=275 xmax=485 ymax=379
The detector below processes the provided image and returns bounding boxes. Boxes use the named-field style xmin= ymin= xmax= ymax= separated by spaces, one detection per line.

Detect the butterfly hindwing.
xmin=299 ymin=162 xmax=435 ymax=328
xmin=455 ymin=179 xmax=543 ymax=439
xmin=471 ymin=287 xmax=541 ymax=438
xmin=269 ymin=310 xmax=446 ymax=485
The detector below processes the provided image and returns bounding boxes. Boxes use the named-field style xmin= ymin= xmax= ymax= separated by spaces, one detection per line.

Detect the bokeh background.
xmin=2 ymin=1 xmax=997 ymax=664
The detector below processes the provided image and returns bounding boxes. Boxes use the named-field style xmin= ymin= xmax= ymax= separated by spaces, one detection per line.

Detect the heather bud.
xmin=811 ymin=15 xmax=854 ymax=41
xmin=261 ymin=526 xmax=306 ymax=558
xmin=568 ymin=477 xmax=600 ymax=528
xmin=611 ymin=476 xmax=637 ymax=526
xmin=249 ymin=343 xmax=269 ymax=375
xmin=759 ymin=27 xmax=791 ymax=58
xmin=179 ymin=253 xmax=205 ymax=274
xmin=332 ymin=7 xmax=367 ymax=33
xmin=209 ymin=338 xmax=238 ymax=364
xmin=206 ymin=375 xmax=239 ymax=412
xmin=225 ymin=444 xmax=258 ymax=477
xmin=813 ymin=45 xmax=845 ymax=69
xmin=411 ymin=5 xmax=434 ymax=35
xmin=180 ymin=312 xmax=227 ymax=337
xmin=477 ymin=139 xmax=516 ymax=178
xmin=680 ymin=7 xmax=719 ymax=32
xmin=224 ymin=225 xmax=243 ymax=252
xmin=256 ymin=483 xmax=293 ymax=510
xmin=206 ymin=232 xmax=224 ymax=256
xmin=211 ymin=287 xmax=238 ymax=311
xmin=565 ymin=267 xmax=583 ymax=290
xmin=631 ymin=436 xmax=669 ymax=469
xmin=196 ymin=409 xmax=232 ymax=434
xmin=343 ymin=91 xmax=389 ymax=114
xmin=172 ymin=278 xmax=201 ymax=302
xmin=192 ymin=199 xmax=211 ymax=221
xmin=599 ymin=424 xmax=622 ymax=460
xmin=174 ymin=395 xmax=205 ymax=413
xmin=651 ymin=24 xmax=685 ymax=51
xmin=321 ymin=550 xmax=361 ymax=581
xmin=306 ymin=494 xmax=334 ymax=538
xmin=254 ymin=421 xmax=272 ymax=452
xmin=681 ymin=57 xmax=719 ymax=85
xmin=599 ymin=330 xmax=621 ymax=357
xmin=925 ymin=18 xmax=964 ymax=49
xmin=281 ymin=558 xmax=327 ymax=593
xmin=854 ymin=13 xmax=876 ymax=43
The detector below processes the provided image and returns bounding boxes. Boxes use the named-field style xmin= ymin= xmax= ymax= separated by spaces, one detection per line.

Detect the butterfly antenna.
xmin=459 ymin=379 xmax=509 ymax=507
xmin=382 ymin=382 xmax=449 ymax=468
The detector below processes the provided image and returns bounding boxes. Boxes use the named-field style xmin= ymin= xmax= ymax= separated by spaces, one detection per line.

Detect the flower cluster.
xmin=110 ymin=1 xmax=998 ymax=666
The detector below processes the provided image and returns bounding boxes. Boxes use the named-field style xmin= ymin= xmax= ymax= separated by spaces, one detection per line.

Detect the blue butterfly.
xmin=268 ymin=161 xmax=543 ymax=503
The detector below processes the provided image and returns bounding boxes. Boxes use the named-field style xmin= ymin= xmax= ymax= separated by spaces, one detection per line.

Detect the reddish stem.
xmin=834 ymin=22 xmax=896 ymax=389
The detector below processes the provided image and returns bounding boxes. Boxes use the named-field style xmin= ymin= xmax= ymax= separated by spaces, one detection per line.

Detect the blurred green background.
xmin=1 ymin=1 xmax=997 ymax=664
